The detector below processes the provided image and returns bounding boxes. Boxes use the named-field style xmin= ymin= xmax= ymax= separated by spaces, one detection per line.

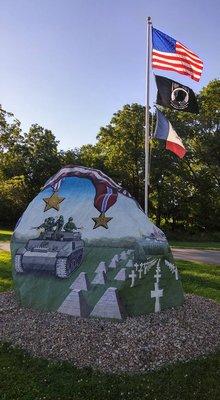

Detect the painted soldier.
xmin=54 ymin=215 xmax=64 ymax=233
xmin=36 ymin=217 xmax=55 ymax=233
xmin=63 ymin=217 xmax=77 ymax=232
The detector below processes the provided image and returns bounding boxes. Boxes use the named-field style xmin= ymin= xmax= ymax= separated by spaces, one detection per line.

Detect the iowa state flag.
xmin=152 ymin=27 xmax=203 ymax=82
xmin=154 ymin=108 xmax=187 ymax=158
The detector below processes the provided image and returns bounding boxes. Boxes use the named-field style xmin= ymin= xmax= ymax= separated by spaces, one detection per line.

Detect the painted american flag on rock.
xmin=152 ymin=27 xmax=203 ymax=82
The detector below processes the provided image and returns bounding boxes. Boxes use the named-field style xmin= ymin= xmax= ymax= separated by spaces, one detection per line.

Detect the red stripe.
xmin=176 ymin=42 xmax=201 ymax=60
xmin=152 ymin=56 xmax=202 ymax=73
xmin=176 ymin=48 xmax=203 ymax=65
xmin=152 ymin=59 xmax=202 ymax=76
xmin=152 ymin=51 xmax=203 ymax=69
xmin=152 ymin=60 xmax=201 ymax=77
xmin=152 ymin=48 xmax=203 ymax=66
xmin=152 ymin=64 xmax=200 ymax=81
xmin=166 ymin=141 xmax=186 ymax=158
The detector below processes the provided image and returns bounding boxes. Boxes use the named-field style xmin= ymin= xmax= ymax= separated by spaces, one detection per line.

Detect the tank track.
xmin=14 ymin=255 xmax=24 ymax=273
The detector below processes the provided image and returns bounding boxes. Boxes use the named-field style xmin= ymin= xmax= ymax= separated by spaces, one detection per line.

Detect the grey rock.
xmin=58 ymin=289 xmax=89 ymax=317
xmin=70 ymin=272 xmax=90 ymax=291
xmin=119 ymin=251 xmax=127 ymax=260
xmin=108 ymin=258 xmax=117 ymax=269
xmin=90 ymin=287 xmax=125 ymax=319
xmin=91 ymin=271 xmax=107 ymax=285
xmin=95 ymin=261 xmax=107 ymax=273
xmin=114 ymin=268 xmax=127 ymax=281
xmin=125 ymin=259 xmax=133 ymax=268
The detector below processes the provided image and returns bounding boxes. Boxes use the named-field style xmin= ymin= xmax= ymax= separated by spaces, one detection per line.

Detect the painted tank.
xmin=14 ymin=231 xmax=84 ymax=278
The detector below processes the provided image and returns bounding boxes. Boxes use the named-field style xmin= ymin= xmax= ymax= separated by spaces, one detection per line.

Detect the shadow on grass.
xmin=0 ymin=342 xmax=220 ymax=400
xmin=176 ymin=260 xmax=220 ymax=302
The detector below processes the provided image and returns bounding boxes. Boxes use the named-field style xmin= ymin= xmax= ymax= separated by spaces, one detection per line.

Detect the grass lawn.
xmin=0 ymin=342 xmax=219 ymax=400
xmin=0 ymin=251 xmax=13 ymax=292
xmin=170 ymin=241 xmax=220 ymax=250
xmin=0 ymin=229 xmax=12 ymax=242
xmin=176 ymin=259 xmax=220 ymax=302
xmin=0 ymin=251 xmax=220 ymax=399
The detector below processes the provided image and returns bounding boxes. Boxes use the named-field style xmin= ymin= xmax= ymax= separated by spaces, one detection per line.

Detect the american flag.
xmin=152 ymin=28 xmax=203 ymax=82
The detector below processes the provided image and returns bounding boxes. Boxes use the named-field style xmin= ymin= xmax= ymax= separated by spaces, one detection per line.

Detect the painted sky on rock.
xmin=14 ymin=176 xmax=157 ymax=241
xmin=1 ymin=0 xmax=219 ymax=149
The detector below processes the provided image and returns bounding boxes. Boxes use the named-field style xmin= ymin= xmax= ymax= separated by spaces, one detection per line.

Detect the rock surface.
xmin=11 ymin=165 xmax=184 ymax=318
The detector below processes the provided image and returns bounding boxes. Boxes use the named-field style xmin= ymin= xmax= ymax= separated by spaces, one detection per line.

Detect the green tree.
xmin=0 ymin=176 xmax=28 ymax=227
xmin=23 ymin=124 xmax=62 ymax=199
xmin=0 ymin=106 xmax=25 ymax=179
xmin=150 ymin=79 xmax=220 ymax=233
xmin=0 ymin=108 xmax=62 ymax=227
xmin=96 ymin=103 xmax=145 ymax=205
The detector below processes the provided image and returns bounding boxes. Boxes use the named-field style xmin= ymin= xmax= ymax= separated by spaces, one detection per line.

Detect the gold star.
xmin=92 ymin=213 xmax=112 ymax=229
xmin=43 ymin=191 xmax=65 ymax=212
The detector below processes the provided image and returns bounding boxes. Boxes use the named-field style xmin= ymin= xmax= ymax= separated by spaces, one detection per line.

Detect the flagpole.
xmin=144 ymin=16 xmax=152 ymax=215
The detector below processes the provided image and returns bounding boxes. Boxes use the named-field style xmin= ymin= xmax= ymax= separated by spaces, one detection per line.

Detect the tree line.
xmin=0 ymin=79 xmax=219 ymax=238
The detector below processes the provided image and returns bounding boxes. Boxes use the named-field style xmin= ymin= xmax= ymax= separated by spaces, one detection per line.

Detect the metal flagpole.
xmin=144 ymin=16 xmax=152 ymax=215
xmin=148 ymin=111 xmax=155 ymax=188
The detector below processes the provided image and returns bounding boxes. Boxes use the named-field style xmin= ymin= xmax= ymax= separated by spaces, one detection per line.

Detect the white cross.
xmin=147 ymin=258 xmax=157 ymax=268
xmin=134 ymin=262 xmax=139 ymax=271
xmin=174 ymin=269 xmax=179 ymax=280
xmin=151 ymin=283 xmax=163 ymax=312
xmin=165 ymin=260 xmax=179 ymax=280
xmin=129 ymin=270 xmax=137 ymax=287
xmin=138 ymin=266 xmax=143 ymax=279
xmin=144 ymin=263 xmax=149 ymax=274
xmin=154 ymin=269 xmax=161 ymax=283
xmin=156 ymin=266 xmax=161 ymax=273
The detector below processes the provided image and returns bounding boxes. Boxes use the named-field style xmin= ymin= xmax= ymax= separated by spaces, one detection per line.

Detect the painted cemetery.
xmin=11 ymin=165 xmax=184 ymax=319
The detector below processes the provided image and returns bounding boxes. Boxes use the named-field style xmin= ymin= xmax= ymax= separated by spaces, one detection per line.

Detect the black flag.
xmin=155 ymin=75 xmax=199 ymax=114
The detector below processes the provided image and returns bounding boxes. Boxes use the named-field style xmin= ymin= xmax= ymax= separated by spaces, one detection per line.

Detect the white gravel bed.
xmin=0 ymin=291 xmax=219 ymax=374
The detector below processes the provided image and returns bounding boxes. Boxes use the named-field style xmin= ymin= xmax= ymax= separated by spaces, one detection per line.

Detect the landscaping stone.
xmin=1 ymin=291 xmax=219 ymax=374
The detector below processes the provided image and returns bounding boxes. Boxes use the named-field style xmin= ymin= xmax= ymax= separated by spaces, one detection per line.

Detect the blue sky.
xmin=1 ymin=0 xmax=219 ymax=150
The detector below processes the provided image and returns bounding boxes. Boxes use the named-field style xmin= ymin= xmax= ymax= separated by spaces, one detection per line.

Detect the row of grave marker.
xmin=58 ymin=250 xmax=179 ymax=319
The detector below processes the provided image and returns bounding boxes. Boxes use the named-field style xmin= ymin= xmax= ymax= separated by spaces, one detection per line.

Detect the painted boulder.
xmin=11 ymin=165 xmax=184 ymax=319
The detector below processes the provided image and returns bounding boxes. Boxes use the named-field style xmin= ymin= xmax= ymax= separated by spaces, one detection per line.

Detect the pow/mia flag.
xmin=155 ymin=75 xmax=199 ymax=114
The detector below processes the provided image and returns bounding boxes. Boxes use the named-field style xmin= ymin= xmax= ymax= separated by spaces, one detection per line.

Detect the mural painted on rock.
xmin=11 ymin=165 xmax=184 ymax=319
